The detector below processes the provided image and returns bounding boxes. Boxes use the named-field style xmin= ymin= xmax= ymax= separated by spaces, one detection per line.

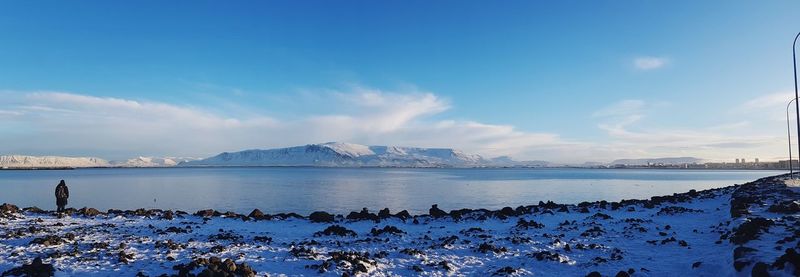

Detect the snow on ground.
xmin=0 ymin=175 xmax=798 ymax=276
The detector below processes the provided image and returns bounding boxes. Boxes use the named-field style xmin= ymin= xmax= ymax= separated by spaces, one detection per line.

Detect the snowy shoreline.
xmin=1 ymin=175 xmax=798 ymax=276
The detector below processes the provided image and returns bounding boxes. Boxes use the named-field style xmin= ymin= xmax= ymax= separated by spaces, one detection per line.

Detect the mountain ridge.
xmin=180 ymin=142 xmax=492 ymax=168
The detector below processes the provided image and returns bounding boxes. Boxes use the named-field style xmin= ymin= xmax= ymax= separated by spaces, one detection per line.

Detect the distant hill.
xmin=490 ymin=156 xmax=552 ymax=167
xmin=0 ymin=155 xmax=109 ymax=168
xmin=181 ymin=142 xmax=498 ymax=167
xmin=110 ymin=157 xmax=199 ymax=167
xmin=609 ymin=157 xmax=703 ymax=166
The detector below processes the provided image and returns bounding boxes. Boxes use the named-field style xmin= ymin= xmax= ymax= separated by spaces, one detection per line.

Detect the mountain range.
xmin=180 ymin=142 xmax=493 ymax=167
xmin=0 ymin=155 xmax=197 ymax=169
xmin=0 ymin=142 xmax=705 ymax=168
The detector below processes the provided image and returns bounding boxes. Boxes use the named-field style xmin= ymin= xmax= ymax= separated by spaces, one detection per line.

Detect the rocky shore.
xmin=0 ymin=175 xmax=798 ymax=276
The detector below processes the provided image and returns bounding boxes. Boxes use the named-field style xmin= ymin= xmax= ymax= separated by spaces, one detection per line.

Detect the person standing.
xmin=55 ymin=180 xmax=69 ymax=214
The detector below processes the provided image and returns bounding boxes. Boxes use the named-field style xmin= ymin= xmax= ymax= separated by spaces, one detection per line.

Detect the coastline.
xmin=0 ymin=165 xmax=786 ymax=171
xmin=0 ymin=175 xmax=798 ymax=276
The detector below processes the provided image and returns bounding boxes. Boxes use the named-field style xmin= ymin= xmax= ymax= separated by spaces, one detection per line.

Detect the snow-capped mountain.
xmin=110 ymin=157 xmax=199 ymax=167
xmin=0 ymin=155 xmax=109 ymax=168
xmin=181 ymin=142 xmax=493 ymax=167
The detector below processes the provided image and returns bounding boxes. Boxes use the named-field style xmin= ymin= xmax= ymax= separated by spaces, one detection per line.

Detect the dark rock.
xmin=400 ymin=248 xmax=424 ymax=256
xmin=580 ymin=226 xmax=605 ymax=237
xmin=772 ymin=248 xmax=800 ymax=272
xmin=195 ymin=209 xmax=215 ymax=218
xmin=498 ymin=207 xmax=517 ymax=217
xmin=161 ymin=210 xmax=174 ymax=220
xmin=1 ymin=257 xmax=54 ymax=277
xmin=586 ymin=272 xmax=602 ymax=277
xmin=79 ymin=207 xmax=102 ymax=217
xmin=314 ymin=225 xmax=357 ymax=237
xmin=734 ymin=246 xmax=756 ymax=259
xmin=289 ymin=246 xmax=320 ymax=259
xmin=309 ymin=211 xmax=335 ymax=223
xmin=730 ymin=217 xmax=773 ymax=244
xmin=656 ymin=206 xmax=702 ymax=215
xmin=516 ymin=218 xmax=545 ymax=229
xmin=370 ymin=225 xmax=405 ymax=236
xmin=175 ymin=256 xmax=256 ymax=277
xmin=30 ymin=235 xmax=65 ymax=246
xmin=493 ymin=266 xmax=516 ymax=276
xmin=692 ymin=261 xmax=702 ymax=268
xmin=0 ymin=203 xmax=19 ymax=214
xmin=530 ymin=251 xmax=566 ymax=262
xmin=615 ymin=271 xmax=630 ymax=277
xmin=118 ymin=251 xmax=134 ymax=263
xmin=378 ymin=208 xmax=391 ymax=219
xmin=589 ymin=213 xmax=612 ymax=220
xmin=346 ymin=208 xmax=379 ymax=221
xmin=768 ymin=201 xmax=800 ymax=214
xmin=248 ymin=209 xmax=265 ymax=219
xmin=395 ymin=210 xmax=411 ymax=220
xmin=751 ymin=262 xmax=769 ymax=277
xmin=477 ymin=242 xmax=507 ymax=254
xmin=308 ymin=251 xmax=375 ymax=275
xmin=429 ymin=204 xmax=447 ymax=218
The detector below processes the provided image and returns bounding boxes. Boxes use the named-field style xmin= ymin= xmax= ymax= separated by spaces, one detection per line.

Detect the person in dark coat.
xmin=55 ymin=180 xmax=69 ymax=214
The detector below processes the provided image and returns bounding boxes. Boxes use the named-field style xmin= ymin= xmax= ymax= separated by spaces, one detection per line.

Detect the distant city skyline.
xmin=0 ymin=1 xmax=799 ymax=163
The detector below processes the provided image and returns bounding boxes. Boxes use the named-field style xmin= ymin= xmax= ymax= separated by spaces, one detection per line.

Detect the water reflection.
xmin=0 ymin=167 xmax=781 ymax=214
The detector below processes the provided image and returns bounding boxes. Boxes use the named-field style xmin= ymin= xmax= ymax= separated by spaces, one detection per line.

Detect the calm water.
xmin=0 ymin=167 xmax=783 ymax=215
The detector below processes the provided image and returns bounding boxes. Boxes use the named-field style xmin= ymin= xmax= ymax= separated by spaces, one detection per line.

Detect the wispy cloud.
xmin=743 ymin=91 xmax=793 ymax=110
xmin=0 ymin=87 xmax=792 ymax=163
xmin=592 ymin=99 xmax=783 ymax=162
xmin=0 ymin=88 xmax=576 ymax=161
xmin=633 ymin=56 xmax=669 ymax=70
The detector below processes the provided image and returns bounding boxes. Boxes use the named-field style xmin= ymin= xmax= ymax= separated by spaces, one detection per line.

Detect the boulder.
xmin=309 ymin=211 xmax=335 ymax=223
xmin=730 ymin=217 xmax=773 ymax=244
xmin=79 ymin=207 xmax=102 ymax=217
xmin=314 ymin=225 xmax=357 ymax=237
xmin=378 ymin=208 xmax=391 ymax=219
xmin=429 ymin=204 xmax=447 ymax=218
xmin=248 ymin=209 xmax=265 ymax=219
xmin=195 ymin=209 xmax=215 ymax=218
xmin=1 ymin=257 xmax=54 ymax=277
xmin=395 ymin=210 xmax=411 ymax=220
xmin=162 ymin=210 xmax=174 ymax=220
xmin=346 ymin=208 xmax=378 ymax=221
xmin=0 ymin=203 xmax=19 ymax=214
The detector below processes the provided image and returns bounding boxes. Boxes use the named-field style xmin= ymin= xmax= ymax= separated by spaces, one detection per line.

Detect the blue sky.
xmin=0 ymin=1 xmax=798 ymax=162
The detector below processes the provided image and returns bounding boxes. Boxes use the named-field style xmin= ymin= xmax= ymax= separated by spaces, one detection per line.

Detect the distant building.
xmin=735 ymin=159 xmax=740 ymax=164
xmin=755 ymin=158 xmax=759 ymax=163
xmin=779 ymin=160 xmax=800 ymax=169
xmin=741 ymin=158 xmax=746 ymax=163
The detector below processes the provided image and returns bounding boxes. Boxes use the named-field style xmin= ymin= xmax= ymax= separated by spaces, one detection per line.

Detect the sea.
xmin=0 ymin=167 xmax=783 ymax=215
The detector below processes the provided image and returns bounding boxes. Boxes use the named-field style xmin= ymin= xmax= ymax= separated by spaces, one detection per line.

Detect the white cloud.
xmin=593 ymin=99 xmax=785 ymax=162
xmin=743 ymin=91 xmax=793 ymax=110
xmin=633 ymin=56 xmax=669 ymax=70
xmin=0 ymin=88 xmax=792 ymax=163
xmin=0 ymin=89 xmax=582 ymax=161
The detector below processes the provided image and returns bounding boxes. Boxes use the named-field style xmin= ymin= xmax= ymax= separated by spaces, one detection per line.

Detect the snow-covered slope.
xmin=0 ymin=155 xmax=109 ymax=168
xmin=110 ymin=157 xmax=198 ymax=167
xmin=181 ymin=142 xmax=492 ymax=167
